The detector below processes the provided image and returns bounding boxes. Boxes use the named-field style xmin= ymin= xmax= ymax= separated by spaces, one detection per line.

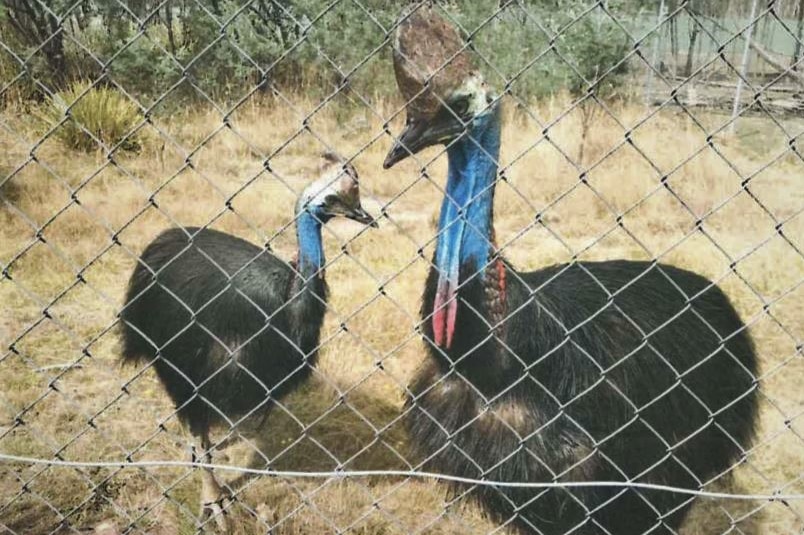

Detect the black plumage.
xmin=383 ymin=5 xmax=759 ymax=534
xmin=409 ymin=259 xmax=758 ymax=534
xmin=119 ymin=154 xmax=374 ymax=529
xmin=120 ymin=226 xmax=327 ymax=435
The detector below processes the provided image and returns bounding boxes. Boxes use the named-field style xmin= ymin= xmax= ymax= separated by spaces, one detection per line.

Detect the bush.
xmin=40 ymin=82 xmax=143 ymax=152
xmin=3 ymin=1 xmax=643 ymax=110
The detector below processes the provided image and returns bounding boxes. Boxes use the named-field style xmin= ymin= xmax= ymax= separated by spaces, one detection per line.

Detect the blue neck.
xmin=437 ymin=107 xmax=502 ymax=277
xmin=296 ymin=210 xmax=325 ymax=278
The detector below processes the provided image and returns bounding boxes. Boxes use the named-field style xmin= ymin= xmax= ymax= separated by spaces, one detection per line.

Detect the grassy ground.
xmin=1 ymin=95 xmax=803 ymax=534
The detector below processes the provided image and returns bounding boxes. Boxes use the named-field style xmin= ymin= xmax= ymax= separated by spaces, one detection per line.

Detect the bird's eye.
xmin=450 ymin=98 xmax=470 ymax=117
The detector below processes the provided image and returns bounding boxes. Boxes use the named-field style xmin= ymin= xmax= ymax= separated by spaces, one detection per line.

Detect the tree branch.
xmin=692 ymin=10 xmax=804 ymax=88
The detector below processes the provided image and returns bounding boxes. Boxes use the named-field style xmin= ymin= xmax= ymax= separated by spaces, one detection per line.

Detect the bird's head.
xmin=297 ymin=152 xmax=377 ymax=227
xmin=383 ymin=4 xmax=499 ymax=169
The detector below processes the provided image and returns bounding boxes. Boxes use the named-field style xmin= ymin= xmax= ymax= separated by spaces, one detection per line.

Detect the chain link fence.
xmin=1 ymin=0 xmax=803 ymax=533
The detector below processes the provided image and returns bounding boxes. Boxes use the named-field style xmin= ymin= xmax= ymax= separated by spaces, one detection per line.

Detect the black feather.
xmin=120 ymin=227 xmax=327 ymax=436
xmin=409 ymin=259 xmax=758 ymax=534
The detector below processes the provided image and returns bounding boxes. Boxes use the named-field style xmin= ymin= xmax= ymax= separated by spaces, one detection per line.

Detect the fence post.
xmin=730 ymin=0 xmax=760 ymax=134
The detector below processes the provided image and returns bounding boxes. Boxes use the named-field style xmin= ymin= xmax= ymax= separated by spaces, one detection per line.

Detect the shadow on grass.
xmin=682 ymin=473 xmax=766 ymax=534
xmin=218 ymin=375 xmax=411 ymax=479
xmin=1 ymin=176 xmax=21 ymax=206
xmin=194 ymin=377 xmax=416 ymax=534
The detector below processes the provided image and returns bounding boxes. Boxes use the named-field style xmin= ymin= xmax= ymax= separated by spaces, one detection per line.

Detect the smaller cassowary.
xmin=119 ymin=152 xmax=375 ymax=530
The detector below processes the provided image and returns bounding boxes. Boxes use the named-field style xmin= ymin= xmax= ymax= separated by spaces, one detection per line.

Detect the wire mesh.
xmin=1 ymin=0 xmax=803 ymax=533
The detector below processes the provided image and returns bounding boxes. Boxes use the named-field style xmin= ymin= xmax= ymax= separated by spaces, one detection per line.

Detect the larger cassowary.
xmin=383 ymin=6 xmax=759 ymax=534
xmin=119 ymin=152 xmax=375 ymax=530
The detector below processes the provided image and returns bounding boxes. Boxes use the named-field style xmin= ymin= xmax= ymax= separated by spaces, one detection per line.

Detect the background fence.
xmin=1 ymin=0 xmax=803 ymax=533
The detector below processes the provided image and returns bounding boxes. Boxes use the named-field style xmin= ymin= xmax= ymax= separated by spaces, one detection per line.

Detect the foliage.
xmin=457 ymin=2 xmax=632 ymax=101
xmin=1 ymin=0 xmax=641 ymax=111
xmin=39 ymin=81 xmax=143 ymax=152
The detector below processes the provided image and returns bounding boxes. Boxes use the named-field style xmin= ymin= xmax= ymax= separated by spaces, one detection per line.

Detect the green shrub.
xmin=4 ymin=1 xmax=644 ymax=110
xmin=40 ymin=82 xmax=143 ymax=152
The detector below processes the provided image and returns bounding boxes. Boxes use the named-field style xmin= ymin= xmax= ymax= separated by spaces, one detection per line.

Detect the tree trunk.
xmin=165 ymin=1 xmax=177 ymax=56
xmin=670 ymin=14 xmax=678 ymax=77
xmin=44 ymin=32 xmax=68 ymax=86
xmin=45 ymin=5 xmax=68 ymax=86
xmin=794 ymin=0 xmax=804 ymax=69
xmin=5 ymin=0 xmax=69 ymax=86
xmin=180 ymin=0 xmax=189 ymax=48
xmin=685 ymin=20 xmax=701 ymax=77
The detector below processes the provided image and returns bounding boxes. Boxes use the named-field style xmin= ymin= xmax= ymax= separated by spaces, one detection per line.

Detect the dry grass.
xmin=1 ymin=94 xmax=803 ymax=534
xmin=36 ymin=81 xmax=145 ymax=153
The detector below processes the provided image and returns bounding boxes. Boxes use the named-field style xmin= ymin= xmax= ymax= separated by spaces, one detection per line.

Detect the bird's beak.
xmin=383 ymin=113 xmax=466 ymax=169
xmin=346 ymin=205 xmax=379 ymax=228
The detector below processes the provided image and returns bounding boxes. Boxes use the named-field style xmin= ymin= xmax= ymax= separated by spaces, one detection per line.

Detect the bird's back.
xmin=121 ymin=227 xmax=293 ymax=357
xmin=518 ymin=260 xmax=757 ymax=437
xmin=519 ymin=260 xmax=757 ymax=532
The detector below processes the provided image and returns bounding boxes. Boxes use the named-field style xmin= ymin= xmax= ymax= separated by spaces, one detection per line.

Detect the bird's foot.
xmin=199 ymin=473 xmax=233 ymax=532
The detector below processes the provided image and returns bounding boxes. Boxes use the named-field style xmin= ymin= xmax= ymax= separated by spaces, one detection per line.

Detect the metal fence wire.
xmin=1 ymin=0 xmax=803 ymax=533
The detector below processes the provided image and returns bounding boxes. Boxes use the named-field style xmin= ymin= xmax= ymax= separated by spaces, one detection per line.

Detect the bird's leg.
xmin=210 ymin=410 xmax=263 ymax=453
xmin=225 ymin=443 xmax=268 ymax=493
xmin=226 ymin=411 xmax=272 ymax=493
xmin=196 ymin=431 xmax=231 ymax=532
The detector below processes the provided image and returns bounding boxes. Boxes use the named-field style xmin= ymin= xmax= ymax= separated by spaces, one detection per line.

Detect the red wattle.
xmin=445 ymin=296 xmax=457 ymax=349
xmin=433 ymin=284 xmax=457 ymax=349
xmin=433 ymin=290 xmax=447 ymax=347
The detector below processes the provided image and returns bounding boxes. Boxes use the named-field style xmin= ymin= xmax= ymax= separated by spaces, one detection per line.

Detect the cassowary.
xmin=383 ymin=6 xmax=758 ymax=534
xmin=119 ymin=152 xmax=375 ymax=530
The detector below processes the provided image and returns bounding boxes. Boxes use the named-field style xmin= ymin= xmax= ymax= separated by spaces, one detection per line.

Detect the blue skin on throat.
xmin=436 ymin=105 xmax=502 ymax=282
xmin=296 ymin=208 xmax=328 ymax=278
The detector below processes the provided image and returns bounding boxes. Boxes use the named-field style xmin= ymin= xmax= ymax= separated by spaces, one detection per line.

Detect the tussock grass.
xmin=1 ymin=95 xmax=802 ymax=534
xmin=36 ymin=81 xmax=144 ymax=153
